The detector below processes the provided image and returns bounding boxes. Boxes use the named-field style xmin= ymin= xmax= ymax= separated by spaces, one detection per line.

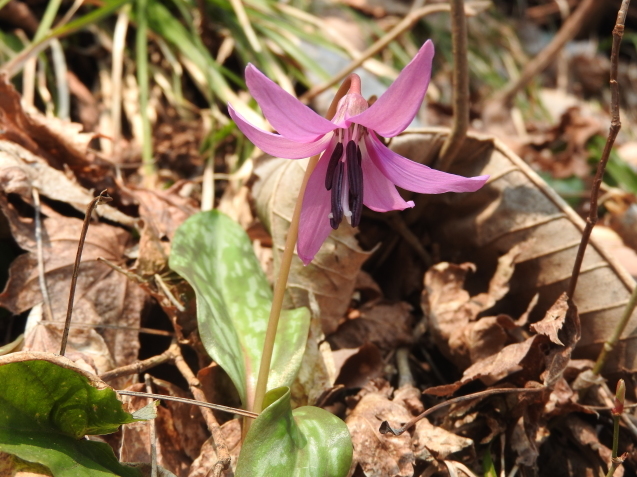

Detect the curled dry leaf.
xmin=252 ymin=157 xmax=372 ymax=334
xmin=0 ymin=196 xmax=146 ymax=376
xmin=391 ymin=128 xmax=637 ymax=373
xmin=0 ymin=78 xmax=95 ymax=169
xmin=425 ymin=336 xmax=547 ymax=396
xmin=0 ymin=140 xmax=134 ymax=226
xmin=412 ymin=419 xmax=473 ymax=461
xmin=422 ymin=245 xmax=524 ymax=370
xmin=530 ymin=292 xmax=568 ymax=346
xmin=345 ymin=392 xmax=414 ymax=477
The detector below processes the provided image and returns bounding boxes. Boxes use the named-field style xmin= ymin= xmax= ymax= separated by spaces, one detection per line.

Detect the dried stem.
xmin=493 ymin=0 xmax=599 ymax=107
xmin=568 ymin=0 xmax=628 ymax=330
xmin=32 ymin=188 xmax=54 ymax=322
xmin=59 ymin=190 xmax=112 ymax=356
xmin=250 ymin=77 xmax=356 ymax=422
xmin=100 ymin=342 xmax=181 ymax=381
xmin=438 ymin=0 xmax=469 ymax=170
xmin=173 ymin=346 xmax=232 ymax=475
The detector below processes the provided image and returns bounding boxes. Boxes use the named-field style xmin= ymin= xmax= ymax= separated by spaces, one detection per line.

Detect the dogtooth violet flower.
xmin=228 ymin=40 xmax=489 ymax=265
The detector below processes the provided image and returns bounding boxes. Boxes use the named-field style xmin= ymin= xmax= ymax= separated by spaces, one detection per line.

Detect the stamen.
xmin=325 ymin=142 xmax=344 ymax=190
xmin=346 ymin=141 xmax=362 ymax=198
xmin=330 ymin=162 xmax=344 ymax=229
xmin=349 ymin=145 xmax=364 ymax=227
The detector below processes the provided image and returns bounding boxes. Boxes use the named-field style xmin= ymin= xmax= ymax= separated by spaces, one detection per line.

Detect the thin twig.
xmin=438 ymin=0 xmax=469 ymax=170
xmin=116 ymin=390 xmax=258 ymax=419
xmin=567 ymin=0 xmax=628 ymax=310
xmin=59 ymin=190 xmax=112 ymax=356
xmin=154 ymin=274 xmax=186 ymax=312
xmin=101 ymin=342 xmax=181 ymax=381
xmin=493 ymin=0 xmax=598 ymax=107
xmin=32 ymin=188 xmax=54 ymax=322
xmin=144 ymin=374 xmax=158 ymax=477
xmin=173 ymin=346 xmax=231 ymax=476
xmin=299 ymin=4 xmax=453 ymax=103
xmin=379 ymin=387 xmax=545 ymax=436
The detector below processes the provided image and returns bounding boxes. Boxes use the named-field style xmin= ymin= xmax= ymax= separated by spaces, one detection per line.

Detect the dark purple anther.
xmin=330 ymin=162 xmax=344 ymax=229
xmin=325 ymin=142 xmax=344 ymax=190
xmin=346 ymin=141 xmax=362 ymax=198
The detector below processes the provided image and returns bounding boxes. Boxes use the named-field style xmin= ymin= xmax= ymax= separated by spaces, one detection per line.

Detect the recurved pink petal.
xmin=229 ymin=104 xmax=332 ymax=159
xmin=361 ymin=140 xmax=415 ymax=212
xmin=352 ymin=40 xmax=435 ymax=137
xmin=366 ymin=134 xmax=489 ymax=193
xmin=297 ymin=142 xmax=336 ymax=265
xmin=246 ymin=65 xmax=338 ymax=142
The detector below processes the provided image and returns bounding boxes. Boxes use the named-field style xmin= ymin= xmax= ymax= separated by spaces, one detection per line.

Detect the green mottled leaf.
xmin=0 ymin=352 xmax=141 ymax=477
xmin=236 ymin=387 xmax=352 ymax=477
xmin=169 ymin=210 xmax=310 ymax=409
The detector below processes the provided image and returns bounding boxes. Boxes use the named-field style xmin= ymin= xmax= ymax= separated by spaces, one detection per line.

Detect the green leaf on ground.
xmin=588 ymin=134 xmax=637 ymax=194
xmin=235 ymin=386 xmax=353 ymax=477
xmin=169 ymin=210 xmax=310 ymax=409
xmin=0 ymin=352 xmax=142 ymax=477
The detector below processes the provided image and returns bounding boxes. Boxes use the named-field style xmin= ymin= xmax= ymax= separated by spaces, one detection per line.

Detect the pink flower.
xmin=228 ymin=40 xmax=488 ymax=265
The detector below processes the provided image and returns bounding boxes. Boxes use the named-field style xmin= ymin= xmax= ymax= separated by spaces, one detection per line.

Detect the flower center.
xmin=325 ymin=125 xmax=365 ymax=229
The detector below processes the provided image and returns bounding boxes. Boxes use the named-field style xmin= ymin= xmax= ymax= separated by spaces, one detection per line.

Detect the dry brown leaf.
xmin=530 ymin=292 xmax=568 ymax=345
xmin=187 ymin=420 xmax=241 ymax=477
xmin=120 ymin=380 xmax=208 ymax=477
xmin=423 ymin=247 xmax=524 ymax=369
xmin=412 ymin=419 xmax=474 ymax=461
xmin=346 ymin=392 xmax=414 ymax=477
xmin=328 ymin=301 xmax=413 ymax=351
xmin=391 ymin=128 xmax=637 ymax=373
xmin=334 ymin=342 xmax=384 ymax=389
xmin=0 ymin=197 xmax=146 ymax=375
xmin=0 ymin=140 xmax=134 ymax=226
xmin=0 ymin=451 xmax=52 ymax=477
xmin=425 ymin=336 xmax=546 ymax=396
xmin=0 ymin=79 xmax=96 ymax=169
xmin=252 ymin=157 xmax=371 ymax=334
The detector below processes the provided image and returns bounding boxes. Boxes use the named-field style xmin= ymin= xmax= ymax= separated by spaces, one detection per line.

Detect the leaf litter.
xmin=1 ymin=2 xmax=637 ymax=476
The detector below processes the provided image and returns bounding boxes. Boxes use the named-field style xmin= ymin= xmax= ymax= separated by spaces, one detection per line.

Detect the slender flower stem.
xmin=439 ymin=0 xmax=469 ymax=170
xmin=250 ymin=78 xmax=356 ymax=420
